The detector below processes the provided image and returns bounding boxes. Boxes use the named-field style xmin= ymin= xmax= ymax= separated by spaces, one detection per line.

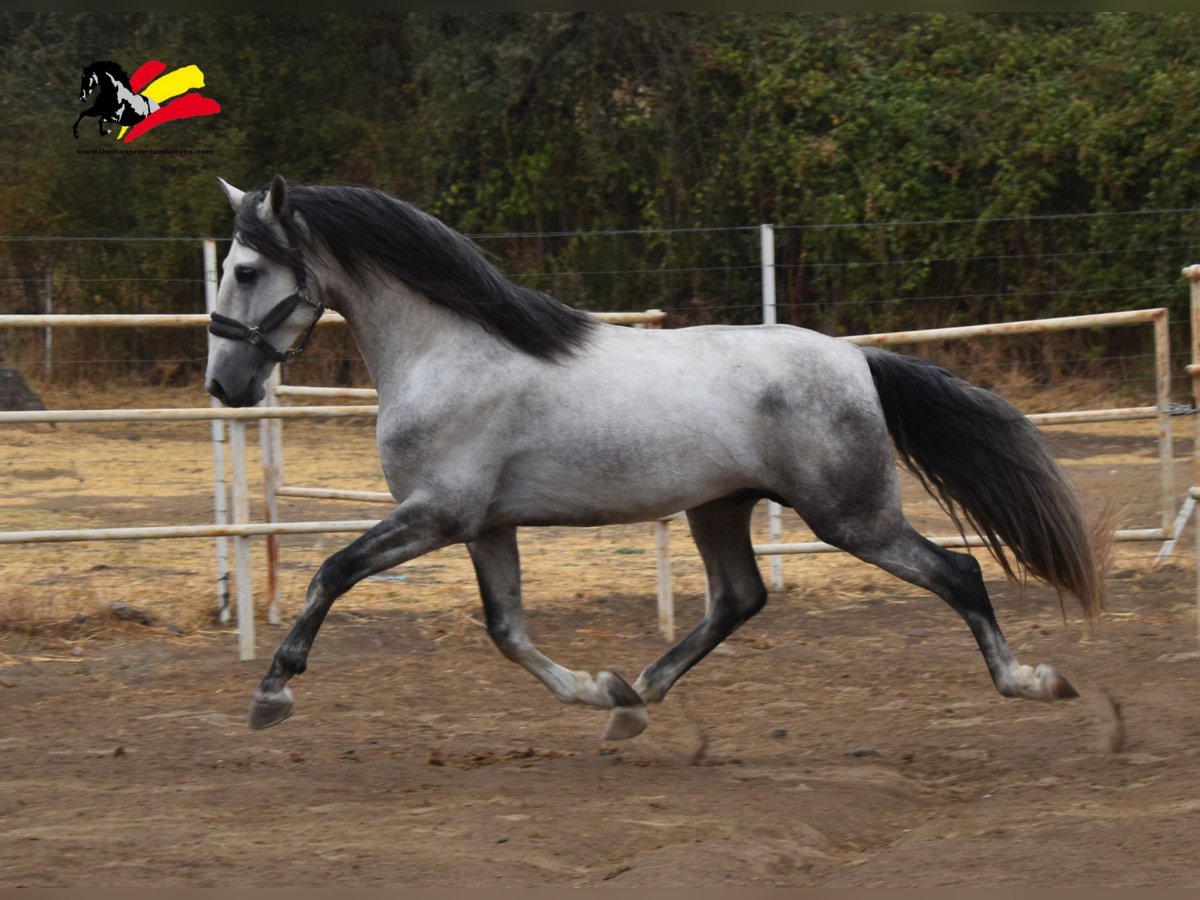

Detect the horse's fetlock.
xmin=996 ymin=680 xmax=1021 ymax=699
xmin=274 ymin=646 xmax=308 ymax=677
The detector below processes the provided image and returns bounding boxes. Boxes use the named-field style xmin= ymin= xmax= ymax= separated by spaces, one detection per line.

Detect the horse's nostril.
xmin=206 ymin=378 xmax=229 ymax=405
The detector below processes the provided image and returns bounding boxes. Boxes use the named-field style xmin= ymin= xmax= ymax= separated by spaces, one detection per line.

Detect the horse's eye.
xmin=234 ymin=265 xmax=257 ymax=285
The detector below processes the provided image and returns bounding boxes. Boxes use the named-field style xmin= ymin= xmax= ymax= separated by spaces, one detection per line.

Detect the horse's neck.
xmin=332 ymin=275 xmax=502 ymax=397
xmin=98 ymin=72 xmax=122 ymax=97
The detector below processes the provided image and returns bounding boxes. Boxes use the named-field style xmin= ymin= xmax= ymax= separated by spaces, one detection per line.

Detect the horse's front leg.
xmin=468 ymin=526 xmax=643 ymax=727
xmin=603 ymin=497 xmax=767 ymax=740
xmin=72 ymin=105 xmax=97 ymax=138
xmin=248 ymin=500 xmax=464 ymax=729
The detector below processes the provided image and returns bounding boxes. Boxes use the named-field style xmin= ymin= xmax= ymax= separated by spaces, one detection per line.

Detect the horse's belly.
xmin=488 ymin=448 xmax=752 ymax=526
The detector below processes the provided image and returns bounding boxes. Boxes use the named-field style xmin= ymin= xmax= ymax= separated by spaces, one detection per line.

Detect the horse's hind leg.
xmin=603 ymin=496 xmax=767 ymax=739
xmin=739 ymin=390 xmax=1083 ymax=703
xmin=797 ymin=459 xmax=1080 ymax=703
xmin=467 ymin=526 xmax=644 ymax=718
xmin=834 ymin=523 xmax=1079 ymax=701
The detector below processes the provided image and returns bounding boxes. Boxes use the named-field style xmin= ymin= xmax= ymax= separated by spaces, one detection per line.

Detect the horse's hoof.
xmin=602 ymin=704 xmax=650 ymax=741
xmin=597 ymin=669 xmax=642 ymax=708
xmin=1037 ymin=664 xmax=1079 ymax=700
xmin=1017 ymin=664 xmax=1079 ymax=701
xmin=247 ymin=687 xmax=294 ymax=730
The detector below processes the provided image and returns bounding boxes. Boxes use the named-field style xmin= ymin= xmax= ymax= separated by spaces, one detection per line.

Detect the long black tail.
xmin=862 ymin=346 xmax=1106 ymax=618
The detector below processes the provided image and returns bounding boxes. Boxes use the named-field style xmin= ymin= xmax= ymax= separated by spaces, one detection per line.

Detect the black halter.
xmin=208 ymin=266 xmax=325 ymax=364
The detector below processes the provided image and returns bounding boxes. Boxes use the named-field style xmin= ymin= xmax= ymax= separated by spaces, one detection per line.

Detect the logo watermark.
xmin=75 ymin=147 xmax=215 ymax=156
xmin=73 ymin=59 xmax=220 ymax=144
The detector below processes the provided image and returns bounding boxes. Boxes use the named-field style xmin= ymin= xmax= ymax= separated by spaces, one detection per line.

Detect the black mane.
xmin=86 ymin=60 xmax=130 ymax=84
xmin=233 ymin=181 xmax=596 ymax=361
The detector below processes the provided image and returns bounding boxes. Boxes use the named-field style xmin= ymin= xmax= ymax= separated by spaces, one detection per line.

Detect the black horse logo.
xmin=73 ymin=60 xmax=160 ymax=139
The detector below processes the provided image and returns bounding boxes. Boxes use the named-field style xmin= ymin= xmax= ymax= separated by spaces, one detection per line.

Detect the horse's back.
xmin=576 ymin=321 xmax=876 ymax=415
xmin=479 ymin=321 xmax=889 ymax=525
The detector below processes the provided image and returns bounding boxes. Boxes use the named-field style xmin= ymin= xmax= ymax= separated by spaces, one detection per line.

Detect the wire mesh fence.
xmin=2 ymin=206 xmax=1198 ymax=403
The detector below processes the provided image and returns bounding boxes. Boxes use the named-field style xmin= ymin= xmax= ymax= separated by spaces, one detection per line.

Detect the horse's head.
xmin=205 ymin=175 xmax=324 ymax=408
xmin=79 ymin=66 xmax=99 ymax=101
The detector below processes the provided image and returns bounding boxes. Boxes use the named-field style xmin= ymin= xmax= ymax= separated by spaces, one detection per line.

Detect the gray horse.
xmin=206 ymin=175 xmax=1105 ymax=741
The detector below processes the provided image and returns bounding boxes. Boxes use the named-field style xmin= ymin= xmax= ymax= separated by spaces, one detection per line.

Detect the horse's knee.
xmin=485 ymin=618 xmax=531 ymax=663
xmin=310 ymin=547 xmax=361 ymax=597
xmin=710 ymin=578 xmax=767 ymax=630
xmin=487 ymin=623 xmax=518 ymax=659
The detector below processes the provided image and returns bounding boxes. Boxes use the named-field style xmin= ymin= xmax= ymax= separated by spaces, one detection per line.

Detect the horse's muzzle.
xmin=206 ymin=376 xmax=263 ymax=409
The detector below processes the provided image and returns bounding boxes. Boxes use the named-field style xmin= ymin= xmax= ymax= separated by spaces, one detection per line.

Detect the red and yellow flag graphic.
xmin=119 ymin=59 xmax=220 ymax=143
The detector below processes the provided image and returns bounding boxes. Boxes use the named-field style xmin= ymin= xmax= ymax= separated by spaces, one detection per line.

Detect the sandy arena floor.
xmin=1 ymin=383 xmax=1198 ymax=887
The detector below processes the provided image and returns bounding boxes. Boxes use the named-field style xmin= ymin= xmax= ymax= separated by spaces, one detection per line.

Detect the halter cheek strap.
xmin=208 ymin=270 xmax=325 ymax=364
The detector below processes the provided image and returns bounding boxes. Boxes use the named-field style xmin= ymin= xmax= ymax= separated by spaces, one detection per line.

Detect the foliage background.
xmin=2 ymin=12 xmax=1199 ymax=389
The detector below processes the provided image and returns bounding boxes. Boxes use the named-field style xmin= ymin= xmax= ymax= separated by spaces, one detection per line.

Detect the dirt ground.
xmin=2 ymin=384 xmax=1200 ymax=887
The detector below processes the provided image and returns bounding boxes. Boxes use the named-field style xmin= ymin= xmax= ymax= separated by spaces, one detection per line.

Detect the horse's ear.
xmin=266 ymin=174 xmax=288 ymax=222
xmin=217 ymin=177 xmax=245 ymax=212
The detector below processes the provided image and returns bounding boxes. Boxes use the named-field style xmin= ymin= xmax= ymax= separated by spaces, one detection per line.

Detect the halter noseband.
xmin=207 ymin=264 xmax=325 ymax=364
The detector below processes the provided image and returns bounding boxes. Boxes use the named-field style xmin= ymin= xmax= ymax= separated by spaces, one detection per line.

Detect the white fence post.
xmin=760 ymin=224 xmax=785 ymax=592
xmin=229 ymin=419 xmax=256 ymax=660
xmin=43 ymin=267 xmax=53 ymax=378
xmin=203 ymin=240 xmax=232 ymax=623
xmin=1185 ymin=265 xmax=1200 ymax=642
xmin=655 ymin=519 xmax=674 ymax=641
xmin=1152 ymin=310 xmax=1175 ymax=538
xmin=261 ymin=367 xmax=283 ymax=625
